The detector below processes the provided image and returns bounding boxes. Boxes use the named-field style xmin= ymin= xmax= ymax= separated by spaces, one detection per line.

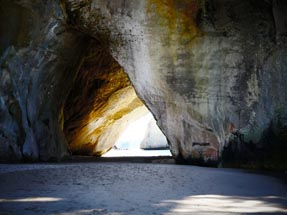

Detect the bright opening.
xmin=63 ymin=45 xmax=172 ymax=159
xmin=103 ymin=112 xmax=172 ymax=157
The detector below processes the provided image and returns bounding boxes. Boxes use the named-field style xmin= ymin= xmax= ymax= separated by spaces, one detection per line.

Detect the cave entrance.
xmin=63 ymin=41 xmax=171 ymax=158
xmin=103 ymin=111 xmax=171 ymax=158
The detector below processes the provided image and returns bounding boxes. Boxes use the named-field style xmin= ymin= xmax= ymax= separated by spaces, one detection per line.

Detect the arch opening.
xmin=63 ymin=41 xmax=171 ymax=158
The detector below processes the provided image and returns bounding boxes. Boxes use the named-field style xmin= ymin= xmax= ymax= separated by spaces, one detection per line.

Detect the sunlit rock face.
xmin=64 ymin=48 xmax=166 ymax=155
xmin=64 ymin=45 xmax=145 ymax=155
xmin=64 ymin=0 xmax=287 ymax=166
xmin=0 ymin=0 xmax=287 ymax=167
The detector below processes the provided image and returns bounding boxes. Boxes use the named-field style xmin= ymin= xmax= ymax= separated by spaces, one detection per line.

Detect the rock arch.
xmin=0 ymin=0 xmax=287 ymax=168
xmin=63 ymin=40 xmax=167 ymax=156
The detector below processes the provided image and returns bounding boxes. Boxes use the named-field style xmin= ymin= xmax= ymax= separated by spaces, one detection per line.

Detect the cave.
xmin=0 ymin=0 xmax=287 ymax=169
xmin=1 ymin=1 xmax=287 ymax=214
xmin=63 ymin=40 xmax=169 ymax=157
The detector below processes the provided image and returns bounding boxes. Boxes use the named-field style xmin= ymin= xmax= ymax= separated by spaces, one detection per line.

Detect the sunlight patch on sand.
xmin=0 ymin=197 xmax=62 ymax=202
xmin=158 ymin=195 xmax=287 ymax=214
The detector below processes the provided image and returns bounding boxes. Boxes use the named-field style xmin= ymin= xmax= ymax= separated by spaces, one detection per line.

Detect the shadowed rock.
xmin=0 ymin=0 xmax=287 ymax=167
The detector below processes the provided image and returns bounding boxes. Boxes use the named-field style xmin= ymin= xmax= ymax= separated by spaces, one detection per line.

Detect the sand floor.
xmin=0 ymin=161 xmax=286 ymax=215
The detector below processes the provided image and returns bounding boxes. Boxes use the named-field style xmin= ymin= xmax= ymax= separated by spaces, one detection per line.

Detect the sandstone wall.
xmin=67 ymin=0 xmax=287 ymax=166
xmin=0 ymin=0 xmax=91 ymax=161
xmin=0 ymin=0 xmax=286 ymax=168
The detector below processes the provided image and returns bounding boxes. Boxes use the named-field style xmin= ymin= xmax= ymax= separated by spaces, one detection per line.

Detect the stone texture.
xmin=63 ymin=40 xmax=169 ymax=156
xmin=64 ymin=0 xmax=287 ymax=165
xmin=0 ymin=0 xmax=287 ymax=167
xmin=0 ymin=0 xmax=91 ymax=161
xmin=63 ymin=42 xmax=146 ymax=156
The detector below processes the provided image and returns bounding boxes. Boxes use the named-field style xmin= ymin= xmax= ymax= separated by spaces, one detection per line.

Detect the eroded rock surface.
xmin=0 ymin=0 xmax=92 ymax=161
xmin=63 ymin=43 xmax=146 ymax=156
xmin=62 ymin=0 xmax=287 ymax=166
xmin=0 ymin=0 xmax=287 ymax=167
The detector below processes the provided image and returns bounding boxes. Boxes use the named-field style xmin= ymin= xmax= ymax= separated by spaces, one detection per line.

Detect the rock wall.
xmin=63 ymin=44 xmax=146 ymax=155
xmin=64 ymin=0 xmax=287 ymax=166
xmin=0 ymin=0 xmax=287 ymax=167
xmin=0 ymin=0 xmax=91 ymax=161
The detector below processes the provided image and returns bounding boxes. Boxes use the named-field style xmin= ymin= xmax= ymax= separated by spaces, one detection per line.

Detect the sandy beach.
xmin=0 ymin=160 xmax=286 ymax=215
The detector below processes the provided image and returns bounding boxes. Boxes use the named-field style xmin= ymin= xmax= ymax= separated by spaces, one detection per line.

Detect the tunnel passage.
xmin=63 ymin=41 xmax=168 ymax=156
xmin=61 ymin=0 xmax=287 ymax=167
xmin=1 ymin=0 xmax=287 ymax=168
